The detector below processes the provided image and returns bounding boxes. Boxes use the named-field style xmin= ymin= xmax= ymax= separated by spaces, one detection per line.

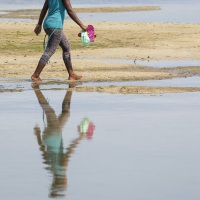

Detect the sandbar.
xmin=0 ymin=17 xmax=200 ymax=94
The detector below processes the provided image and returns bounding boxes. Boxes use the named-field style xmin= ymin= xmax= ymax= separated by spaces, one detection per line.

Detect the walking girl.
xmin=31 ymin=0 xmax=87 ymax=82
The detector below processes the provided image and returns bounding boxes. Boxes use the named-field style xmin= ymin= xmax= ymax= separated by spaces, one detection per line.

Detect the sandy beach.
xmin=0 ymin=6 xmax=200 ymax=94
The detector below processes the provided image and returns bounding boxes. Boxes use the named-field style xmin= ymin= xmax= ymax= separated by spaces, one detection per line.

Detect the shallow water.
xmin=79 ymin=59 xmax=200 ymax=68
xmin=0 ymin=11 xmax=8 ymax=14
xmin=1 ymin=2 xmax=200 ymax=23
xmin=0 ymin=88 xmax=200 ymax=200
xmin=135 ymin=60 xmax=200 ymax=68
xmin=1 ymin=76 xmax=200 ymax=91
xmin=76 ymin=4 xmax=200 ymax=23
xmin=0 ymin=18 xmax=32 ymax=22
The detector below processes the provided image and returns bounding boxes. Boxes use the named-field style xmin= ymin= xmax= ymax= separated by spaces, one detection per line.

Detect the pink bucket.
xmin=87 ymin=25 xmax=95 ymax=42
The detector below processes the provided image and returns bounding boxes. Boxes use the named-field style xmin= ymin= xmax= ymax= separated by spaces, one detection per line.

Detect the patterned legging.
xmin=40 ymin=28 xmax=71 ymax=65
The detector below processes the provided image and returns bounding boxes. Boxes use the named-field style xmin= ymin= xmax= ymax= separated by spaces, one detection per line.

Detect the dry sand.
xmin=0 ymin=13 xmax=200 ymax=94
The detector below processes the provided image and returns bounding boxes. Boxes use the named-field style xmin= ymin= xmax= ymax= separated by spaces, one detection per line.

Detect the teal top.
xmin=43 ymin=0 xmax=66 ymax=30
xmin=43 ymin=132 xmax=65 ymax=176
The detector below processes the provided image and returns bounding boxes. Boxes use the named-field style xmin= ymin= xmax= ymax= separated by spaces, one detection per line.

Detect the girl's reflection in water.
xmin=32 ymin=84 xmax=95 ymax=198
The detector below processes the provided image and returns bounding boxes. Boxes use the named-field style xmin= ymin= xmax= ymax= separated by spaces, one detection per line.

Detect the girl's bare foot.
xmin=68 ymin=74 xmax=82 ymax=80
xmin=31 ymin=74 xmax=42 ymax=82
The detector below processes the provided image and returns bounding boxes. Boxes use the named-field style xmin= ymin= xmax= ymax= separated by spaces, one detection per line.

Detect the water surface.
xmin=0 ymin=88 xmax=200 ymax=199
xmin=77 ymin=4 xmax=200 ymax=23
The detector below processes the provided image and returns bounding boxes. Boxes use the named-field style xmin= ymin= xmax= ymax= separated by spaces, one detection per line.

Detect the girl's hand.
xmin=81 ymin=25 xmax=88 ymax=32
xmin=34 ymin=24 xmax=42 ymax=35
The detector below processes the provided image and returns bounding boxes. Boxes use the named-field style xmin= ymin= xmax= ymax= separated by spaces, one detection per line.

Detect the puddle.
xmin=0 ymin=18 xmax=32 ymax=22
xmin=82 ymin=58 xmax=200 ymax=68
xmin=135 ymin=59 xmax=200 ymax=68
xmin=0 ymin=89 xmax=200 ymax=199
xmin=78 ymin=76 xmax=200 ymax=88
xmin=0 ymin=11 xmax=8 ymax=14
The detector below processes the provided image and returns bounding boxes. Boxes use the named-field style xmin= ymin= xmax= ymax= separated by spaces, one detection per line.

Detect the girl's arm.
xmin=62 ymin=0 xmax=87 ymax=31
xmin=34 ymin=0 xmax=48 ymax=35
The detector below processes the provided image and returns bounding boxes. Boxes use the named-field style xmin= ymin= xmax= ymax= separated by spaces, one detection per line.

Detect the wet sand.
xmin=0 ymin=12 xmax=200 ymax=93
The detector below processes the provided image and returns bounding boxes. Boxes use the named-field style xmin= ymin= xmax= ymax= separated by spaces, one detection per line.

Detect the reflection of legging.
xmin=40 ymin=28 xmax=71 ymax=64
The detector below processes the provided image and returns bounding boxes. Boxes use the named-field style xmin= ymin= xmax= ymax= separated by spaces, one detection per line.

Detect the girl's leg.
xmin=59 ymin=30 xmax=82 ymax=80
xmin=31 ymin=29 xmax=62 ymax=82
xmin=31 ymin=62 xmax=45 ymax=82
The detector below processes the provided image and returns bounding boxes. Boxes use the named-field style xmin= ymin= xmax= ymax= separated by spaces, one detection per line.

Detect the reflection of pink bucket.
xmin=79 ymin=117 xmax=95 ymax=139
xmin=87 ymin=25 xmax=95 ymax=42
xmin=86 ymin=122 xmax=95 ymax=139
